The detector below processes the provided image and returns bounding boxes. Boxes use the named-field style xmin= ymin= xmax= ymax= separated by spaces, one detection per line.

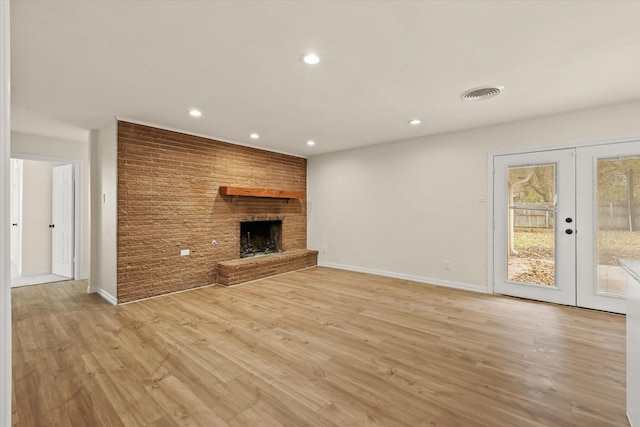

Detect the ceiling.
xmin=10 ymin=1 xmax=640 ymax=157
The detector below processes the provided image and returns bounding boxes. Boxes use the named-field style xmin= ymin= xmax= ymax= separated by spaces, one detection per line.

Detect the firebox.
xmin=240 ymin=220 xmax=282 ymax=258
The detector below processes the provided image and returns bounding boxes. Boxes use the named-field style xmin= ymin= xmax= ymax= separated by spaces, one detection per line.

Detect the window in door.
xmin=507 ymin=164 xmax=556 ymax=287
xmin=595 ymin=156 xmax=640 ymax=296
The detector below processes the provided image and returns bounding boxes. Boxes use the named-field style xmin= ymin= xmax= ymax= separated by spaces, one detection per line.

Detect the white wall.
xmin=20 ymin=160 xmax=64 ymax=275
xmin=0 ymin=1 xmax=11 ymax=424
xmin=308 ymin=101 xmax=640 ymax=291
xmin=11 ymin=132 xmax=90 ymax=278
xmin=88 ymin=123 xmax=118 ymax=304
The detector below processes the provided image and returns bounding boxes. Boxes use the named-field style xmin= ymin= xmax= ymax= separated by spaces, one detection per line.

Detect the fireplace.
xmin=240 ymin=220 xmax=282 ymax=258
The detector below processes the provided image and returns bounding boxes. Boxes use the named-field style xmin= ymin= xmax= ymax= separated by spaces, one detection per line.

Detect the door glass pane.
xmin=597 ymin=156 xmax=640 ymax=295
xmin=507 ymin=164 xmax=556 ymax=286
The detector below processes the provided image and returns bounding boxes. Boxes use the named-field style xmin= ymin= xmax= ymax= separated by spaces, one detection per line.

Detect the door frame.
xmin=10 ymin=159 xmax=23 ymax=278
xmin=51 ymin=163 xmax=75 ymax=278
xmin=492 ymin=148 xmax=577 ymax=306
xmin=10 ymin=154 xmax=82 ymax=280
xmin=488 ymin=137 xmax=640 ymax=304
xmin=576 ymin=141 xmax=640 ymax=313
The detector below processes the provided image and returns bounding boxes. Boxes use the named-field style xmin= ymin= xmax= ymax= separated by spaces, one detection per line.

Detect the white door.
xmin=51 ymin=164 xmax=74 ymax=278
xmin=10 ymin=159 xmax=23 ymax=279
xmin=493 ymin=149 xmax=577 ymax=306
xmin=493 ymin=141 xmax=640 ymax=314
xmin=576 ymin=141 xmax=640 ymax=313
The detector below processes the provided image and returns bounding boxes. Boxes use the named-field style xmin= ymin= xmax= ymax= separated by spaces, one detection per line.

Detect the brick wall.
xmin=117 ymin=121 xmax=307 ymax=303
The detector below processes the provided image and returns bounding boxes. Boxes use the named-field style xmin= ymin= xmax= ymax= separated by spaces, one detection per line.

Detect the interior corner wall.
xmin=11 ymin=132 xmax=91 ymax=278
xmin=307 ymin=101 xmax=640 ymax=291
xmin=89 ymin=122 xmax=118 ymax=303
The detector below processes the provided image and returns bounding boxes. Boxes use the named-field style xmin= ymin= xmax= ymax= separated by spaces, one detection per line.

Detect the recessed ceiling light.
xmin=188 ymin=109 xmax=202 ymax=117
xmin=302 ymin=53 xmax=320 ymax=65
xmin=307 ymin=140 xmax=316 ymax=146
xmin=250 ymin=133 xmax=260 ymax=140
xmin=408 ymin=119 xmax=422 ymax=125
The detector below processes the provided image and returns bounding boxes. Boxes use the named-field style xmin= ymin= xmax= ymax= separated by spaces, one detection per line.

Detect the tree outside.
xmin=507 ymin=156 xmax=640 ymax=291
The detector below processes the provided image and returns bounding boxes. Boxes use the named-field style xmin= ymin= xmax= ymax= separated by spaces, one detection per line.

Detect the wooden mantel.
xmin=219 ymin=186 xmax=304 ymax=199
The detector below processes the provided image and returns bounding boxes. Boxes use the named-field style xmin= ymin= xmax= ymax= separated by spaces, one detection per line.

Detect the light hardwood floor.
xmin=12 ymin=267 xmax=628 ymax=426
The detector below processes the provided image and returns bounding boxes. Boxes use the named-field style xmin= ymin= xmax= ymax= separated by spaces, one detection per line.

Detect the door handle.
xmin=12 ymin=223 xmax=17 ymax=226
xmin=565 ymin=229 xmax=573 ymax=235
xmin=49 ymin=224 xmax=55 ymax=228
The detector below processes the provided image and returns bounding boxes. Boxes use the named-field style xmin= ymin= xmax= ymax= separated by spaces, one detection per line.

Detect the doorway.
xmin=10 ymin=156 xmax=79 ymax=287
xmin=492 ymin=140 xmax=640 ymax=314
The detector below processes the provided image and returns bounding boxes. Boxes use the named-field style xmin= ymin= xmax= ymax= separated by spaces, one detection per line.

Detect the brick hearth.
xmin=217 ymin=249 xmax=318 ymax=286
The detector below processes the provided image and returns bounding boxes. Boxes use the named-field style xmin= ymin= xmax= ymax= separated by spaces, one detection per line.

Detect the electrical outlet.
xmin=323 ymin=246 xmax=327 ymax=254
xmin=180 ymin=249 xmax=190 ymax=256
xmin=444 ymin=260 xmax=451 ymax=270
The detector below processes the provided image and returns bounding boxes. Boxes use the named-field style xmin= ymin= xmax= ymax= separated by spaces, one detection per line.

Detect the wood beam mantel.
xmin=219 ymin=186 xmax=304 ymax=200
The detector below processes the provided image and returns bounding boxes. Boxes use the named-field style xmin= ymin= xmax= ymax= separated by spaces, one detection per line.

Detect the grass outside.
xmin=510 ymin=228 xmax=555 ymax=285
xmin=597 ymin=229 xmax=640 ymax=265
xmin=512 ymin=228 xmax=554 ymax=259
xmin=510 ymin=227 xmax=640 ymax=286
xmin=513 ymin=227 xmax=640 ymax=264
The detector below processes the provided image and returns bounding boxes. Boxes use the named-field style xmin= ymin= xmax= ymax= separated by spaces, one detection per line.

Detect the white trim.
xmin=0 ymin=1 xmax=11 ymax=424
xmin=10 ymin=153 xmax=83 ymax=280
xmin=487 ymin=151 xmax=495 ymax=294
xmin=488 ymin=136 xmax=640 ymax=158
xmin=18 ymin=270 xmax=53 ymax=277
xmin=318 ymin=262 xmax=489 ymax=294
xmin=87 ymin=287 xmax=118 ymax=305
xmin=116 ymin=116 xmax=307 ymax=160
xmin=10 ymin=152 xmax=79 ymax=164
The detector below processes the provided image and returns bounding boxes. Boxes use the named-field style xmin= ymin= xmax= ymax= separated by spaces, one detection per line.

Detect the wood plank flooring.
xmin=11 ymin=267 xmax=628 ymax=426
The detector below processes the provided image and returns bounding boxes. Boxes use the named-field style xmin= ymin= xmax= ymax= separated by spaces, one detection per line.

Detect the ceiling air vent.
xmin=461 ymin=86 xmax=503 ymax=101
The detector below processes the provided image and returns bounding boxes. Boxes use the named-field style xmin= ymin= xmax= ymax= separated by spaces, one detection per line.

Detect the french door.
xmin=494 ymin=149 xmax=577 ymax=306
xmin=493 ymin=141 xmax=640 ymax=314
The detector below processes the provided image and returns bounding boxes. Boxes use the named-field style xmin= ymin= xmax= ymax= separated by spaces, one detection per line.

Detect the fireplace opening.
xmin=240 ymin=220 xmax=282 ymax=258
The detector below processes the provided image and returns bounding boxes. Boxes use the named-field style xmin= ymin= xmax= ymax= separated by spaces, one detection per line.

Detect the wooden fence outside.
xmin=514 ymin=209 xmax=554 ymax=228
xmin=598 ymin=201 xmax=640 ymax=230
xmin=514 ymin=201 xmax=640 ymax=230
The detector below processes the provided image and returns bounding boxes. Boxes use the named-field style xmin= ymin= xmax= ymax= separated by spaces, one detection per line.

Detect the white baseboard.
xmin=87 ymin=287 xmax=117 ymax=305
xmin=318 ymin=262 xmax=489 ymax=294
xmin=20 ymin=270 xmax=51 ymax=277
xmin=20 ymin=272 xmax=89 ymax=280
